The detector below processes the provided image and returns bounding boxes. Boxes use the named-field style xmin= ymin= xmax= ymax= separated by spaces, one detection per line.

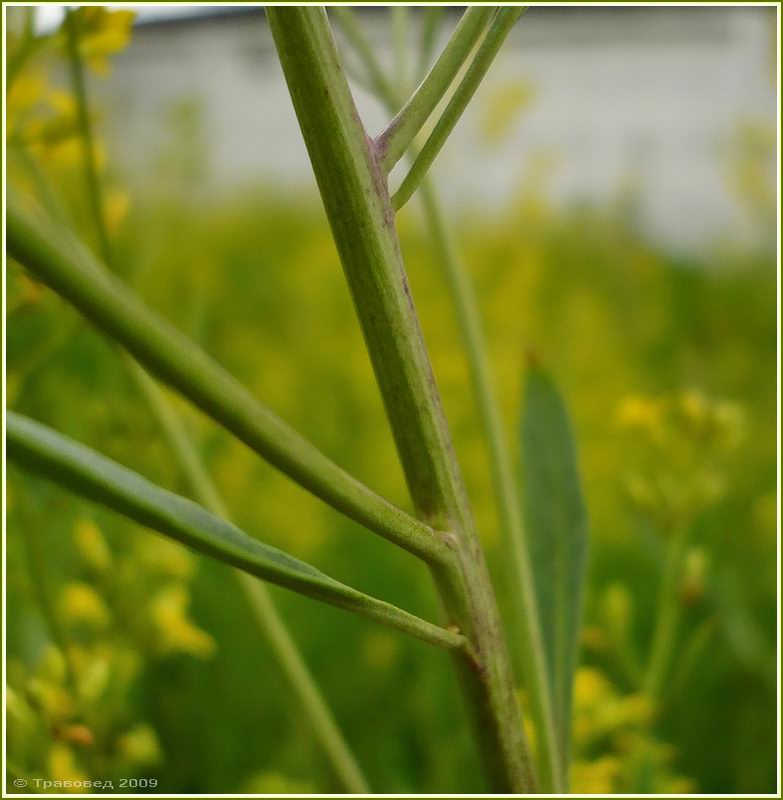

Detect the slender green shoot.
xmin=7 ymin=8 xmax=49 ymax=88
xmin=16 ymin=492 xmax=80 ymax=696
xmin=268 ymin=8 xmax=534 ymax=791
xmin=645 ymin=522 xmax=692 ymax=699
xmin=128 ymin=365 xmax=370 ymax=793
xmin=377 ymin=6 xmax=494 ymax=173
xmin=59 ymin=25 xmax=369 ymax=787
xmin=417 ymin=8 xmax=445 ymax=82
xmin=6 ymin=198 xmax=451 ymax=566
xmin=391 ymin=6 xmax=410 ymax=97
xmin=64 ymin=8 xmax=112 ymax=265
xmin=392 ymin=8 xmax=526 ymax=211
xmin=7 ymin=412 xmax=466 ymax=652
xmin=331 ymin=7 xmax=398 ymax=105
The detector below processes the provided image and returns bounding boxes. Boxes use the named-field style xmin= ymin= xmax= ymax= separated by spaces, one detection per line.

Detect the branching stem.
xmin=393 ymin=8 xmax=526 ymax=211
xmin=267 ymin=8 xmax=535 ymax=792
xmin=376 ymin=6 xmax=494 ymax=173
xmin=6 ymin=199 xmax=449 ymax=567
xmin=7 ymin=412 xmax=466 ymax=653
xmin=333 ymin=13 xmax=563 ymax=791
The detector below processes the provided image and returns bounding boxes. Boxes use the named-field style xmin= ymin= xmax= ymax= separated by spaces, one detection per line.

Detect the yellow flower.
xmin=150 ymin=585 xmax=216 ymax=659
xmin=105 ymin=189 xmax=130 ymax=236
xmin=67 ymin=8 xmax=136 ymax=76
xmin=615 ymin=394 xmax=661 ymax=431
xmin=573 ymin=666 xmax=612 ymax=710
xmin=679 ymin=389 xmax=708 ymax=427
xmin=117 ymin=723 xmax=162 ymax=766
xmin=134 ymin=535 xmax=195 ymax=580
xmin=680 ymin=547 xmax=709 ymax=605
xmin=7 ymin=70 xmax=48 ymax=135
xmin=61 ymin=583 xmax=110 ymax=629
xmin=481 ymin=80 xmax=537 ymax=144
xmin=571 ymin=756 xmax=621 ymax=794
xmin=48 ymin=743 xmax=88 ymax=791
xmin=74 ymin=518 xmax=111 ymax=572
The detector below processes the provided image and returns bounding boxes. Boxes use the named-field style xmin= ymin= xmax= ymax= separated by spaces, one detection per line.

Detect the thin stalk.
xmin=6 ymin=198 xmax=450 ymax=567
xmin=332 ymin=24 xmax=564 ymax=792
xmin=59 ymin=29 xmax=370 ymax=786
xmin=7 ymin=10 xmax=48 ymax=89
xmin=393 ymin=8 xmax=526 ymax=212
xmin=644 ymin=523 xmax=691 ymax=700
xmin=331 ymin=7 xmax=398 ymax=105
xmin=16 ymin=495 xmax=80 ymax=696
xmin=267 ymin=8 xmax=535 ymax=792
xmin=64 ymin=8 xmax=112 ymax=265
xmin=377 ymin=6 xmax=494 ymax=173
xmin=417 ymin=181 xmax=564 ymax=793
xmin=7 ymin=411 xmax=466 ymax=653
xmin=391 ymin=6 xmax=409 ymax=98
xmin=128 ymin=364 xmax=369 ymax=793
xmin=417 ymin=8 xmax=445 ymax=83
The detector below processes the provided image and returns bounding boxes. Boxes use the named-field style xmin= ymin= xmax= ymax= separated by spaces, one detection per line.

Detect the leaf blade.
xmin=519 ymin=363 xmax=588 ymax=767
xmin=6 ymin=411 xmax=465 ymax=651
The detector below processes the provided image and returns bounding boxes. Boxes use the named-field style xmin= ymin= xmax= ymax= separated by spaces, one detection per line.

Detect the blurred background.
xmin=6 ymin=5 xmax=778 ymax=794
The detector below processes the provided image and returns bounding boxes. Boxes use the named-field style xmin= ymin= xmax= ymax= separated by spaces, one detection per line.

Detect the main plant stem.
xmin=267 ymin=8 xmax=535 ymax=792
xmin=331 ymin=14 xmax=563 ymax=788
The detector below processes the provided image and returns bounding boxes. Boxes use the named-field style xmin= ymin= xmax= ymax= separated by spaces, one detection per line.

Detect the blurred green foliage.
xmin=5 ymin=6 xmax=777 ymax=794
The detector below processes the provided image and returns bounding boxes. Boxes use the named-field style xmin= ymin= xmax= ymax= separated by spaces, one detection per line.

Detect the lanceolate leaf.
xmin=6 ymin=412 xmax=465 ymax=651
xmin=519 ymin=363 xmax=588 ymax=767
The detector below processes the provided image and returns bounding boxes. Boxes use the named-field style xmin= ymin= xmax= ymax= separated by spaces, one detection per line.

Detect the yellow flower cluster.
xmin=7 ymin=515 xmax=213 ymax=788
xmin=570 ymin=666 xmax=695 ymax=793
xmin=614 ymin=389 xmax=745 ymax=526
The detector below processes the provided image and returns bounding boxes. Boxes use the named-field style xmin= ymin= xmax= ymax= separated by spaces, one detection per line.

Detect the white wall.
xmin=94 ymin=6 xmax=778 ymax=252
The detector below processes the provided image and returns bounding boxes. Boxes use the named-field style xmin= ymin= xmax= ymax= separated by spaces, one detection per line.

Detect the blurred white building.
xmin=88 ymin=6 xmax=777 ymax=252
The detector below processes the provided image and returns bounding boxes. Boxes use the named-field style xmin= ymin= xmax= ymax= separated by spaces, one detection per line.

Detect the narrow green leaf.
xmin=519 ymin=362 xmax=588 ymax=769
xmin=6 ymin=411 xmax=465 ymax=652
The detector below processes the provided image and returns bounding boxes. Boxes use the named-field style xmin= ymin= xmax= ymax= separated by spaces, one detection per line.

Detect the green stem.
xmin=393 ymin=8 xmax=525 ymax=211
xmin=417 ymin=180 xmax=564 ymax=793
xmin=377 ymin=7 xmax=494 ymax=173
xmin=6 ymin=198 xmax=449 ymax=567
xmin=267 ymin=8 xmax=535 ymax=792
xmin=391 ymin=6 xmax=409 ymax=99
xmin=64 ymin=8 xmax=112 ymax=265
xmin=332 ymin=8 xmax=398 ymax=105
xmin=16 ymin=494 xmax=80 ymax=696
xmin=127 ymin=364 xmax=369 ymax=793
xmin=60 ymin=28 xmax=370 ymax=786
xmin=417 ymin=8 xmax=445 ymax=82
xmin=330 ymin=22 xmax=563 ymax=791
xmin=7 ymin=412 xmax=466 ymax=653
xmin=644 ymin=523 xmax=691 ymax=700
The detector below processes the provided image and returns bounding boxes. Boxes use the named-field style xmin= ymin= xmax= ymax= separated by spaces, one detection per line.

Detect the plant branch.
xmin=417 ymin=181 xmax=565 ymax=793
xmin=64 ymin=8 xmax=112 ymax=265
xmin=59 ymin=26 xmax=369 ymax=785
xmin=417 ymin=8 xmax=445 ymax=83
xmin=267 ymin=8 xmax=535 ymax=791
xmin=6 ymin=198 xmax=450 ymax=567
xmin=128 ymin=364 xmax=369 ymax=793
xmin=376 ymin=6 xmax=494 ymax=173
xmin=7 ymin=411 xmax=466 ymax=652
xmin=645 ymin=523 xmax=691 ymax=700
xmin=331 ymin=7 xmax=398 ymax=105
xmin=392 ymin=8 xmax=526 ymax=211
